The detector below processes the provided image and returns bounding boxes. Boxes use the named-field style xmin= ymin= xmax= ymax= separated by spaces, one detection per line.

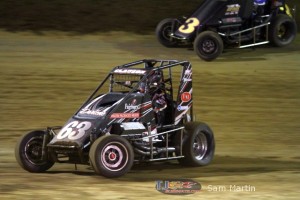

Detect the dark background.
xmin=0 ymin=0 xmax=299 ymax=34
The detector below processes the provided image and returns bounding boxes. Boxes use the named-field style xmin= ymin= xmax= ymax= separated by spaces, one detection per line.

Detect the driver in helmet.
xmin=138 ymin=69 xmax=167 ymax=126
xmin=148 ymin=70 xmax=167 ymax=126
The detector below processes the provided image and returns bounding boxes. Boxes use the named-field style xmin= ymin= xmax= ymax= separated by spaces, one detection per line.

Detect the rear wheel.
xmin=15 ymin=130 xmax=54 ymax=172
xmin=194 ymin=31 xmax=224 ymax=61
xmin=178 ymin=122 xmax=215 ymax=166
xmin=89 ymin=135 xmax=134 ymax=178
xmin=269 ymin=14 xmax=297 ymax=47
xmin=155 ymin=18 xmax=178 ymax=47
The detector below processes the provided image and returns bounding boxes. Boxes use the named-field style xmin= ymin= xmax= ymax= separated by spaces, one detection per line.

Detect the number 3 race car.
xmin=156 ymin=0 xmax=297 ymax=61
xmin=15 ymin=60 xmax=215 ymax=178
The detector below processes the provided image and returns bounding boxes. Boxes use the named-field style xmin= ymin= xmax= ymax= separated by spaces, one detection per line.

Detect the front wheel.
xmin=89 ymin=135 xmax=134 ymax=178
xmin=15 ymin=130 xmax=54 ymax=173
xmin=155 ymin=18 xmax=178 ymax=48
xmin=269 ymin=14 xmax=297 ymax=47
xmin=178 ymin=122 xmax=215 ymax=166
xmin=194 ymin=31 xmax=224 ymax=61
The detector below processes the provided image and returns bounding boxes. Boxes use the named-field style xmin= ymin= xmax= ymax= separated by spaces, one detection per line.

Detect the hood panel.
xmin=49 ymin=93 xmax=155 ymax=148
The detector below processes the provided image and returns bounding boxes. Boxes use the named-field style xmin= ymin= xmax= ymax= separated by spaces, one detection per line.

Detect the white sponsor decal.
xmin=177 ymin=105 xmax=189 ymax=111
xmin=125 ymin=103 xmax=141 ymax=110
xmin=114 ymin=69 xmax=146 ymax=75
xmin=79 ymin=108 xmax=106 ymax=116
xmin=184 ymin=69 xmax=192 ymax=75
xmin=183 ymin=78 xmax=192 ymax=82
xmin=121 ymin=122 xmax=146 ymax=130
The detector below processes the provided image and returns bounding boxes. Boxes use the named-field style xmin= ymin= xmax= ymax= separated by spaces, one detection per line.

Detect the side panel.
xmin=107 ymin=93 xmax=156 ymax=130
xmin=174 ymin=63 xmax=193 ymax=125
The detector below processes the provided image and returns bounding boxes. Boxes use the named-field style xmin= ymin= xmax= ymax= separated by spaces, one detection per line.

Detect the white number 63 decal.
xmin=57 ymin=121 xmax=92 ymax=140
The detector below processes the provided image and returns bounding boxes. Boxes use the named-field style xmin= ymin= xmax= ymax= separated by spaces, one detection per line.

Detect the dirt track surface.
xmin=0 ymin=31 xmax=300 ymax=199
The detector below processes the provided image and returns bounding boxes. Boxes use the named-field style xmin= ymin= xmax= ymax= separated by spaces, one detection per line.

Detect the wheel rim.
xmin=201 ymin=39 xmax=217 ymax=54
xmin=161 ymin=24 xmax=173 ymax=41
xmin=193 ymin=132 xmax=208 ymax=160
xmin=277 ymin=24 xmax=288 ymax=39
xmin=24 ymin=136 xmax=46 ymax=165
xmin=101 ymin=142 xmax=129 ymax=172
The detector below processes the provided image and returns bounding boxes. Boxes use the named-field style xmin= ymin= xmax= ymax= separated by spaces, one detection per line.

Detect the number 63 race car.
xmin=15 ymin=60 xmax=215 ymax=178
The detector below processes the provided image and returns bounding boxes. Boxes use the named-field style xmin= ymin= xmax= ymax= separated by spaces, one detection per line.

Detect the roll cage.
xmin=76 ymin=59 xmax=193 ymax=121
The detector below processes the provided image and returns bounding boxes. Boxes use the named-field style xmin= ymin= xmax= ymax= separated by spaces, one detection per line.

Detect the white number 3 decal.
xmin=57 ymin=121 xmax=92 ymax=140
xmin=179 ymin=17 xmax=200 ymax=34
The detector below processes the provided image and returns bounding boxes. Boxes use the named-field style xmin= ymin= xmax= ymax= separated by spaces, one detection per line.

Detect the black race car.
xmin=156 ymin=0 xmax=297 ymax=61
xmin=15 ymin=60 xmax=215 ymax=178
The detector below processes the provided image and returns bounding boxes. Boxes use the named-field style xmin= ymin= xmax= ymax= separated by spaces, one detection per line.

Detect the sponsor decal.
xmin=223 ymin=17 xmax=242 ymax=23
xmin=181 ymin=92 xmax=191 ymax=102
xmin=125 ymin=104 xmax=140 ymax=110
xmin=156 ymin=179 xmax=201 ymax=195
xmin=183 ymin=78 xmax=192 ymax=82
xmin=125 ymin=99 xmax=141 ymax=110
xmin=121 ymin=122 xmax=146 ymax=130
xmin=226 ymin=4 xmax=240 ymax=15
xmin=114 ymin=69 xmax=146 ymax=75
xmin=177 ymin=105 xmax=189 ymax=111
xmin=79 ymin=108 xmax=106 ymax=116
xmin=184 ymin=69 xmax=192 ymax=75
xmin=110 ymin=113 xmax=140 ymax=119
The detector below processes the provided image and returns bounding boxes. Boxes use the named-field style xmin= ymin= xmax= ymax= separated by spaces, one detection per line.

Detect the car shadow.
xmin=45 ymin=155 xmax=300 ymax=181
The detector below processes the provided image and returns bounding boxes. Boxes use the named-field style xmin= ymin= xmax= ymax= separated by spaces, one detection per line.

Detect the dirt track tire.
xmin=178 ymin=122 xmax=215 ymax=166
xmin=89 ymin=135 xmax=134 ymax=178
xmin=155 ymin=18 xmax=178 ymax=48
xmin=194 ymin=31 xmax=224 ymax=61
xmin=269 ymin=14 xmax=297 ymax=47
xmin=15 ymin=130 xmax=54 ymax=173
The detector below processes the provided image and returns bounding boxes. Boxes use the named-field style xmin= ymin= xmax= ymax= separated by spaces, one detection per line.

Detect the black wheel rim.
xmin=161 ymin=24 xmax=173 ymax=41
xmin=25 ymin=136 xmax=46 ymax=165
xmin=200 ymin=38 xmax=217 ymax=54
xmin=277 ymin=23 xmax=288 ymax=39
xmin=193 ymin=132 xmax=208 ymax=160
xmin=101 ymin=142 xmax=129 ymax=172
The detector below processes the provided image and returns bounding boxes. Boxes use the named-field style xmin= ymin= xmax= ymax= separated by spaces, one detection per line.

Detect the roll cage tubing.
xmin=74 ymin=60 xmax=191 ymax=117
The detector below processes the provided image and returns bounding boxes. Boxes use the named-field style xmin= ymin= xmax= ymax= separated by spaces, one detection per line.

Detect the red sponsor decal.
xmin=110 ymin=113 xmax=140 ymax=119
xmin=181 ymin=92 xmax=191 ymax=102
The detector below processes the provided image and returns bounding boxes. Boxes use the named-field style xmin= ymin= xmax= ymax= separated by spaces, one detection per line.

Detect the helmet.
xmin=138 ymin=82 xmax=146 ymax=93
xmin=148 ymin=71 xmax=162 ymax=88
